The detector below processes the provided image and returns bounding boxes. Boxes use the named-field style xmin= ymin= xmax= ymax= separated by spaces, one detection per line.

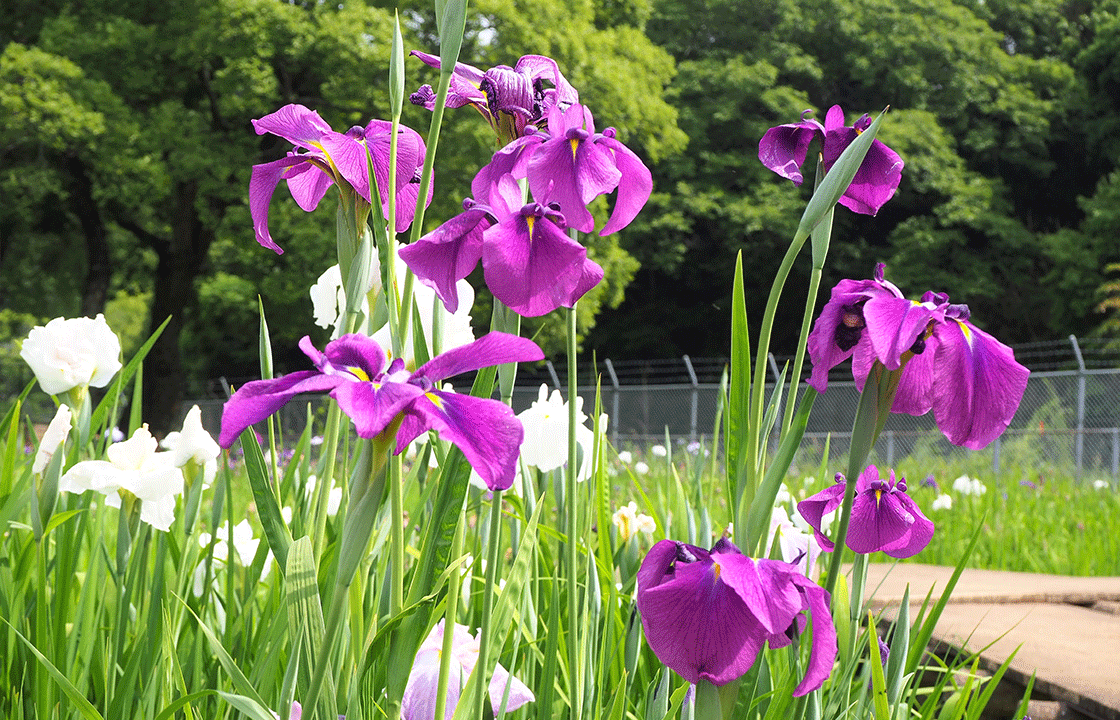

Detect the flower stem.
xmin=473 ymin=489 xmax=505 ymax=720
xmin=565 ymin=301 xmax=582 ymax=720
xmin=433 ymin=514 xmax=466 ymax=720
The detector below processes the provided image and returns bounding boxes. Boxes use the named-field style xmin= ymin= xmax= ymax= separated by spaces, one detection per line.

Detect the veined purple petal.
xmin=332 ymin=380 xmax=425 ymax=439
xmin=713 ymin=545 xmax=800 ymax=635
xmin=364 ymin=120 xmax=431 ymax=231
xmin=400 ymin=390 xmax=525 ymax=490
xmin=796 ymin=480 xmax=846 ymax=552
xmin=399 ymin=208 xmax=490 ymax=313
xmin=513 ymin=54 xmax=579 ymax=108
xmin=249 ymin=155 xmax=308 ymax=254
xmin=784 ymin=569 xmax=838 ymax=696
xmin=482 ymin=210 xmax=590 ymax=316
xmin=885 ymin=334 xmax=938 ymax=416
xmin=252 ymin=104 xmax=333 ymax=149
xmin=219 ymin=371 xmax=344 ymax=448
xmin=758 ymin=118 xmax=823 ymax=185
xmin=862 ymin=296 xmax=937 ymax=370
xmin=596 ymin=130 xmax=653 ymax=235
xmin=833 ymin=137 xmax=904 ymax=216
xmin=527 ymin=106 xmax=620 ymax=233
xmin=637 ymin=542 xmax=770 ymax=685
xmin=880 ymin=492 xmax=934 ymax=559
xmin=283 ymin=160 xmax=335 ymax=213
xmin=846 ymin=484 xmax=915 ymax=555
xmin=415 ymin=332 xmax=544 ymax=384
xmin=472 ymin=139 xmax=539 ymax=207
xmin=409 ymin=51 xmax=486 ymax=110
xmin=321 ymin=334 xmax=390 ymax=378
xmin=318 ymin=131 xmax=372 ymax=204
xmin=930 ymin=319 xmax=1029 ymax=449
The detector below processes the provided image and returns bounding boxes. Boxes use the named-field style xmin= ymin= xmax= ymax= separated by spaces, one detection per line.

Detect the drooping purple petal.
xmin=637 ymin=541 xmax=770 ymax=685
xmin=846 ymin=485 xmax=916 ymax=555
xmin=415 ymin=332 xmax=544 ymax=384
xmin=758 ymin=116 xmax=824 ymax=185
xmin=283 ymin=160 xmax=335 ymax=213
xmin=795 ymin=480 xmax=845 ymax=552
xmin=400 ymin=390 xmax=525 ymax=490
xmin=784 ymin=569 xmax=838 ymax=696
xmin=596 ymin=129 xmax=653 ymax=235
xmin=249 ymin=155 xmax=308 ymax=253
xmin=527 ymin=105 xmax=621 ymax=233
xmin=481 ymin=210 xmax=590 ymax=316
xmin=399 ymin=207 xmax=490 ymax=313
xmin=930 ymin=319 xmax=1030 ymax=449
xmin=513 ymin=54 xmax=579 ymax=108
xmin=220 ymin=371 xmax=345 ymax=448
xmin=862 ymin=295 xmax=937 ymax=371
xmin=879 ymin=492 xmax=935 ymax=559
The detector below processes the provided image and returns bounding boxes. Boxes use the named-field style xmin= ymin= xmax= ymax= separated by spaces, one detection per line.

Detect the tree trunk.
xmin=65 ymin=155 xmax=112 ymax=317
xmin=135 ymin=180 xmax=216 ymax=437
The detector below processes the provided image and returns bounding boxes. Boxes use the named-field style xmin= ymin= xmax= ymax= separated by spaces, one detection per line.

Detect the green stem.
xmin=473 ymin=490 xmax=505 ymax=720
xmin=390 ymin=454 xmax=405 ymax=617
xmin=565 ymin=302 xmax=582 ymax=720
xmin=823 ymin=365 xmax=895 ymax=600
xmin=433 ymin=515 xmax=466 ymax=720
xmin=747 ymin=232 xmax=810 ymax=500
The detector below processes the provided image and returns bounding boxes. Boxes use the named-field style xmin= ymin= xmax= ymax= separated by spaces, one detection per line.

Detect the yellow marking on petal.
xmin=569 ymin=138 xmax=579 ymax=159
xmin=425 ymin=392 xmax=445 ymax=410
xmin=875 ymin=489 xmax=882 ymax=507
xmin=526 ymin=215 xmax=536 ymax=238
xmin=348 ymin=366 xmax=371 ymax=382
xmin=959 ymin=320 xmax=973 ymax=343
xmin=712 ymin=558 xmax=722 ymax=581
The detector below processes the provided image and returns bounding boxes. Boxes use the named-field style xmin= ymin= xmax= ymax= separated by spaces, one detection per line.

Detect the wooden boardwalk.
xmin=858 ymin=563 xmax=1120 ymax=720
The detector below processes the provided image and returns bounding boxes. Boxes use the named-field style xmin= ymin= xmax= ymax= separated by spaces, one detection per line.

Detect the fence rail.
xmin=5 ymin=336 xmax=1120 ymax=479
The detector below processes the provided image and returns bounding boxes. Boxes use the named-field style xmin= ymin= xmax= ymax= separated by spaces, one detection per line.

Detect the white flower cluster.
xmin=951 ymin=474 xmax=988 ymax=497
xmin=58 ymin=405 xmax=221 ymax=532
xmin=612 ymin=501 xmax=656 ymax=542
xmin=20 ymin=315 xmax=122 ymax=397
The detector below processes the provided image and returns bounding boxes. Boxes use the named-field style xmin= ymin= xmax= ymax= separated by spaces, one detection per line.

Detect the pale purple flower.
xmin=636 ymin=538 xmax=836 ymax=695
xmin=797 ymin=466 xmax=934 ymax=559
xmin=249 ymin=104 xmax=431 ymax=253
xmin=219 ymin=332 xmax=543 ymax=490
xmin=759 ymin=105 xmax=904 ymax=215
xmin=402 ymin=620 xmax=535 ymax=720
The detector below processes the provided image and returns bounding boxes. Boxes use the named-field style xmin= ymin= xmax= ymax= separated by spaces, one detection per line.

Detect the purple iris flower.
xmin=636 ymin=538 xmax=836 ymax=696
xmin=249 ymin=104 xmax=432 ymax=254
xmin=759 ymin=105 xmax=904 ymax=216
xmin=520 ymin=103 xmax=653 ymax=235
xmin=398 ymin=171 xmax=603 ymax=317
xmin=409 ymin=51 xmax=579 ymax=140
xmin=218 ymin=332 xmax=544 ymax=491
xmin=807 ymin=264 xmax=1030 ymax=450
xmin=797 ymin=466 xmax=934 ymax=559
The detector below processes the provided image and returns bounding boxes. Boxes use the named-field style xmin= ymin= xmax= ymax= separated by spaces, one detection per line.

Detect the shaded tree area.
xmin=586 ymin=0 xmax=1120 ymax=359
xmin=3 ymin=0 xmax=1120 ymax=432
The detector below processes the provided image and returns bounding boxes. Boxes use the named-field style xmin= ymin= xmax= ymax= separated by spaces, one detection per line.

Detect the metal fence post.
xmin=993 ymin=435 xmax=1001 ymax=475
xmin=604 ymin=358 xmax=621 ymax=447
xmin=683 ymin=354 xmax=699 ymax=442
xmin=546 ymin=360 xmax=562 ymax=391
xmin=1112 ymin=428 xmax=1119 ymax=481
xmin=885 ymin=430 xmax=895 ymax=467
xmin=1070 ymin=335 xmax=1086 ymax=481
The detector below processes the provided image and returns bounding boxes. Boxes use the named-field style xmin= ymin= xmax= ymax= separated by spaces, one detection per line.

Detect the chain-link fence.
xmin=6 ymin=336 xmax=1120 ymax=479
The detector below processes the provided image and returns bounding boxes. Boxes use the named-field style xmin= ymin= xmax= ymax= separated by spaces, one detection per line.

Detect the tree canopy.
xmin=3 ymin=0 xmax=1119 ymax=430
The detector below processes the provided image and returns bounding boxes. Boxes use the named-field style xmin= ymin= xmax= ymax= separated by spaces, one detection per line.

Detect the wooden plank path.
xmin=857 ymin=563 xmax=1120 ymax=720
